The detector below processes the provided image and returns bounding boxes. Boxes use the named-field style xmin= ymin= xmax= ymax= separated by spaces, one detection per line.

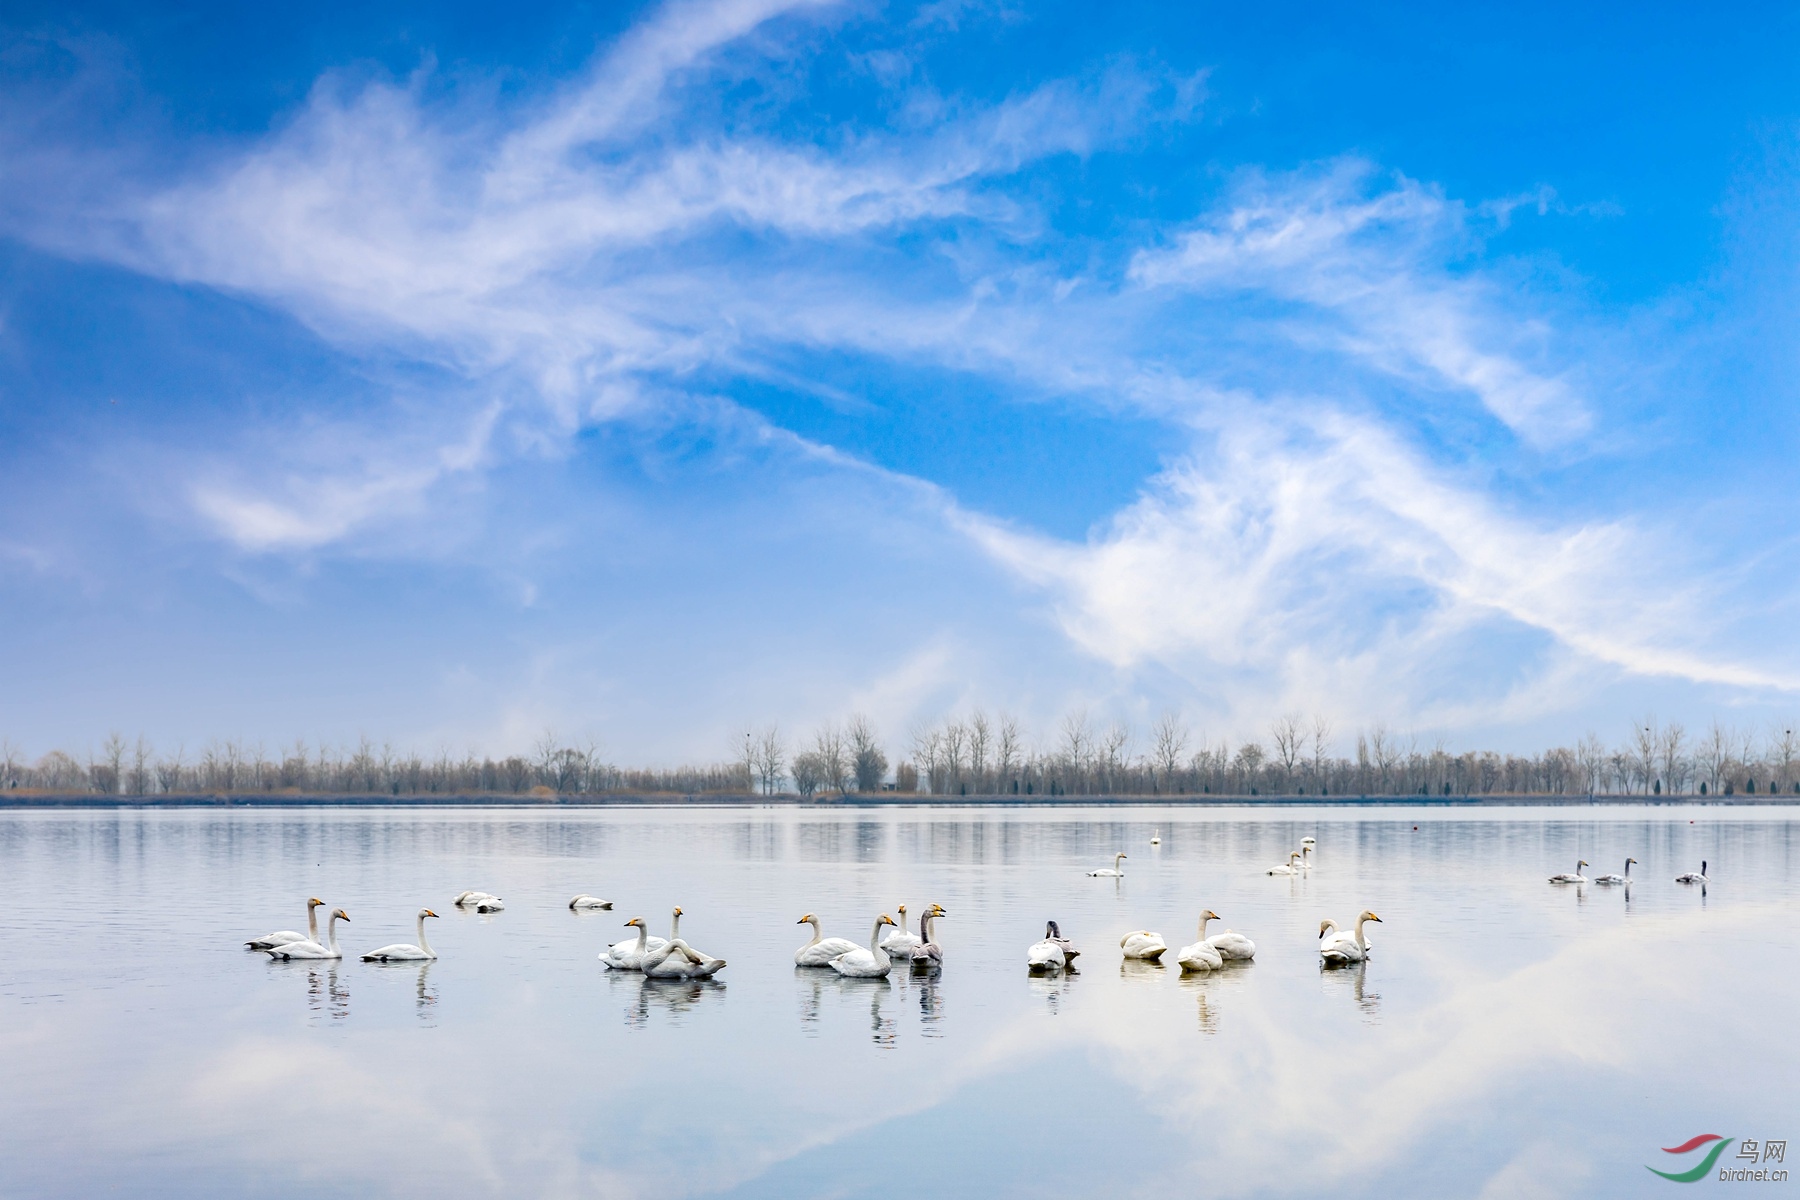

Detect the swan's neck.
xmin=416 ymin=914 xmax=432 ymax=956
xmin=1624 ymin=860 xmax=1633 ymax=876
xmin=918 ymin=914 xmax=933 ymax=945
xmin=1320 ymin=920 xmax=1338 ymax=941
xmin=670 ymin=911 xmax=681 ymax=940
xmin=1198 ymin=914 xmax=1213 ymax=939
xmin=804 ymin=918 xmax=822 ymax=948
xmin=1115 ymin=853 xmax=1126 ymax=867
xmin=634 ymin=924 xmax=648 ymax=951
xmin=868 ymin=920 xmax=891 ymax=964
xmin=325 ymin=914 xmax=340 ymax=952
xmin=896 ymin=910 xmax=909 ymax=935
xmin=1354 ymin=917 xmax=1372 ymax=948
xmin=306 ymin=905 xmax=319 ymax=942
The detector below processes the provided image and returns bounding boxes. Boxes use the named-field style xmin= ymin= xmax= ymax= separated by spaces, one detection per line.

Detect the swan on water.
xmin=1150 ymin=829 xmax=1161 ymax=845
xmin=1027 ymin=920 xmax=1081 ymax=971
xmin=1267 ymin=851 xmax=1303 ymax=876
xmin=246 ymin=897 xmax=324 ymax=950
xmin=1197 ymin=910 xmax=1256 ymax=960
xmin=1593 ymin=858 xmax=1636 ymax=885
xmin=1301 ymin=836 xmax=1317 ymax=849
xmin=1119 ymin=928 xmax=1168 ymax=960
xmin=601 ymin=917 xmax=669 ymax=970
xmin=1300 ymin=845 xmax=1314 ymax=871
xmin=1087 ymin=852 xmax=1128 ymax=877
xmin=1675 ymin=860 xmax=1709 ymax=884
xmin=361 ymin=909 xmax=440 ymax=961
xmin=454 ymin=890 xmax=505 ymax=912
xmin=881 ymin=904 xmax=922 ymax=955
xmin=1319 ymin=911 xmax=1381 ymax=965
xmin=828 ymin=914 xmax=899 ymax=978
xmin=663 ymin=907 xmax=726 ymax=976
xmin=1547 ymin=859 xmax=1589 ymax=884
xmin=266 ymin=909 xmax=350 ymax=960
xmin=795 ymin=913 xmax=862 ymax=967
xmin=569 ymin=895 xmax=613 ymax=910
xmin=643 ymin=931 xmax=728 ymax=979
xmin=1175 ymin=913 xmax=1225 ymax=972
xmin=910 ymin=905 xmax=946 ymax=970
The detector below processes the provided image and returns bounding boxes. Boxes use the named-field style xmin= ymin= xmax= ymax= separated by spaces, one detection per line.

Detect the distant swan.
xmin=1300 ymin=845 xmax=1313 ymax=871
xmin=1267 ymin=851 xmax=1303 ymax=876
xmin=266 ymin=908 xmax=349 ymax=960
xmin=829 ymin=914 xmax=898 ymax=978
xmin=1150 ymin=829 xmax=1161 ymax=845
xmin=601 ymin=918 xmax=668 ymax=970
xmin=1675 ymin=860 xmax=1709 ymax=884
xmin=1319 ymin=911 xmax=1381 ymax=965
xmin=1198 ymin=910 xmax=1256 ymax=960
xmin=1087 ymin=852 xmax=1127 ymax=877
xmin=1027 ymin=920 xmax=1080 ymax=971
xmin=569 ymin=895 xmax=613 ymax=910
xmin=361 ymin=909 xmax=439 ymax=961
xmin=1547 ymin=859 xmax=1589 ymax=884
xmin=795 ymin=913 xmax=862 ymax=967
xmin=454 ymin=890 xmax=505 ymax=912
xmin=1119 ymin=929 xmax=1168 ymax=960
xmin=1176 ymin=914 xmax=1224 ymax=972
xmin=910 ymin=906 xmax=946 ymax=970
xmin=1593 ymin=858 xmax=1636 ymax=885
xmin=246 ymin=897 xmax=323 ymax=950
xmin=881 ymin=905 xmax=921 ymax=956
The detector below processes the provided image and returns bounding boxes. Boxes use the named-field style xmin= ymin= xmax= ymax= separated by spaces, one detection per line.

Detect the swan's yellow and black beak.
xmin=425 ymin=910 xmax=439 ymax=919
xmin=673 ymin=907 xmax=683 ymax=916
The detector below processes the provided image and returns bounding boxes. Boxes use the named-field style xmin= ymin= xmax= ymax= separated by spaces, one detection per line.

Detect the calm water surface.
xmin=1 ymin=804 xmax=1795 ymax=1199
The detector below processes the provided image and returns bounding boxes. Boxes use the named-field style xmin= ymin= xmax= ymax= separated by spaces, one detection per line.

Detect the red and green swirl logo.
xmin=1650 ymin=1134 xmax=1734 ymax=1182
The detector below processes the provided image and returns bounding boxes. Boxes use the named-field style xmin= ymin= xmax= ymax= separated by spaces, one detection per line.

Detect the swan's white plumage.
xmin=361 ymin=909 xmax=439 ymax=961
xmin=266 ymin=909 xmax=349 ymax=960
xmin=569 ymin=895 xmax=613 ymax=909
xmin=1266 ymin=851 xmax=1303 ymax=876
xmin=1086 ymin=852 xmax=1128 ymax=877
xmin=1547 ymin=860 xmax=1589 ymax=884
xmin=602 ymin=918 xmax=668 ymax=969
xmin=1320 ymin=911 xmax=1381 ymax=964
xmin=828 ymin=914 xmax=897 ymax=978
xmin=1196 ymin=910 xmax=1256 ymax=960
xmin=1675 ymin=860 xmax=1709 ymax=883
xmin=794 ymin=913 xmax=861 ymax=966
xmin=1119 ymin=929 xmax=1167 ymax=960
xmin=1027 ymin=920 xmax=1079 ymax=971
xmin=1593 ymin=858 xmax=1636 ymax=885
xmin=246 ymin=898 xmax=324 ymax=949
xmin=880 ymin=905 xmax=921 ymax=955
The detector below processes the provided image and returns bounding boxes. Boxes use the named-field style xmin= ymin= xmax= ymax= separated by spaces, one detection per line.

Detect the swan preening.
xmin=569 ymin=895 xmax=613 ymax=910
xmin=1027 ymin=920 xmax=1081 ymax=972
xmin=829 ymin=914 xmax=899 ymax=978
xmin=266 ymin=908 xmax=350 ymax=959
xmin=1176 ymin=912 xmax=1224 ymax=972
xmin=1675 ymin=860 xmax=1710 ymax=884
xmin=1594 ymin=858 xmax=1636 ymax=885
xmin=1267 ymin=852 xmax=1303 ymax=876
xmin=1319 ymin=911 xmax=1381 ymax=965
xmin=454 ymin=890 xmax=505 ymax=912
xmin=1199 ymin=912 xmax=1256 ymax=961
xmin=1547 ymin=860 xmax=1589 ymax=884
xmin=910 ymin=905 xmax=946 ymax=970
xmin=795 ymin=913 xmax=862 ymax=967
xmin=1119 ymin=928 xmax=1168 ymax=960
xmin=1086 ymin=852 xmax=1128 ymax=877
xmin=246 ymin=897 xmax=324 ymax=950
xmin=361 ymin=909 xmax=440 ymax=961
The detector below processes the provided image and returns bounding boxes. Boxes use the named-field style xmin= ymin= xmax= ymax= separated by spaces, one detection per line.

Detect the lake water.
xmin=1 ymin=804 xmax=1794 ymax=1199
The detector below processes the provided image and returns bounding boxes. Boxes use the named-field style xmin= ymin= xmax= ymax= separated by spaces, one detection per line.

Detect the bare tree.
xmin=812 ymin=723 xmax=849 ymax=795
xmin=967 ymin=711 xmax=991 ymax=793
xmin=1099 ymin=723 xmax=1131 ymax=793
xmin=996 ymin=713 xmax=1023 ymax=792
xmin=1772 ymin=722 xmax=1799 ymax=793
xmin=1310 ymin=715 xmax=1333 ymax=791
xmin=790 ymin=750 xmax=823 ymax=798
xmin=128 ymin=736 xmax=153 ymax=795
xmin=0 ymin=738 xmax=20 ymax=789
xmin=1151 ymin=713 xmax=1188 ymax=793
xmin=1657 ymin=722 xmax=1688 ymax=795
xmin=1575 ymin=732 xmax=1606 ymax=795
xmin=1270 ymin=714 xmax=1303 ymax=792
xmin=736 ymin=728 xmax=758 ymax=793
xmin=1059 ymin=710 xmax=1093 ymax=793
xmin=755 ymin=725 xmax=787 ymax=795
xmin=1698 ymin=721 xmax=1730 ymax=794
xmin=1367 ymin=723 xmax=1397 ymax=793
xmin=909 ymin=725 xmax=942 ymax=795
xmin=846 ymin=714 xmax=888 ymax=793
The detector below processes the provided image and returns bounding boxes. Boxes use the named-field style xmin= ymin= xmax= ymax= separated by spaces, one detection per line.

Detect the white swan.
xmin=266 ymin=909 xmax=349 ymax=960
xmin=246 ymin=897 xmax=323 ymax=950
xmin=361 ymin=909 xmax=440 ymax=961
xmin=454 ymin=890 xmax=505 ymax=912
xmin=1267 ymin=851 xmax=1303 ymax=876
xmin=880 ymin=904 xmax=921 ymax=955
xmin=1320 ymin=911 xmax=1381 ymax=965
xmin=1087 ymin=852 xmax=1127 ymax=877
xmin=1150 ymin=829 xmax=1161 ymax=845
xmin=569 ymin=895 xmax=613 ymax=910
xmin=1301 ymin=836 xmax=1317 ymax=849
xmin=643 ymin=935 xmax=728 ymax=979
xmin=601 ymin=917 xmax=669 ymax=969
xmin=829 ymin=914 xmax=898 ymax=978
xmin=1547 ymin=859 xmax=1589 ymax=884
xmin=794 ymin=913 xmax=862 ymax=967
xmin=1300 ymin=845 xmax=1314 ymax=871
xmin=1198 ymin=910 xmax=1256 ymax=960
xmin=1675 ymin=860 xmax=1709 ymax=884
xmin=663 ymin=907 xmax=726 ymax=976
xmin=1119 ymin=928 xmax=1168 ymax=960
xmin=910 ymin=905 xmax=946 ymax=970
xmin=1593 ymin=858 xmax=1636 ymax=885
xmin=1175 ymin=915 xmax=1224 ymax=972
xmin=1027 ymin=920 xmax=1080 ymax=971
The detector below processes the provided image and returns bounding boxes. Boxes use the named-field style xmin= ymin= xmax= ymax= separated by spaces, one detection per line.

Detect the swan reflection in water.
xmin=916 ymin=976 xmax=945 ymax=1038
xmin=1118 ymin=958 xmax=1167 ymax=985
xmin=620 ymin=973 xmax=726 ymax=1028
xmin=365 ymin=959 xmax=438 ymax=1024
xmin=1321 ymin=960 xmax=1380 ymax=1021
xmin=794 ymin=971 xmax=897 ymax=1047
xmin=1028 ymin=967 xmax=1077 ymax=1016
xmin=300 ymin=965 xmax=350 ymax=1021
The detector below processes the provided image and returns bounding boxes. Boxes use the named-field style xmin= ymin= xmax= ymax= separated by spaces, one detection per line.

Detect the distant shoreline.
xmin=2 ymin=791 xmax=1796 ymax=810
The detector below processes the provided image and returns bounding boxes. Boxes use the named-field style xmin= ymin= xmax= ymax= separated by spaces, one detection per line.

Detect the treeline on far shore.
xmin=5 ymin=712 xmax=1800 ymax=801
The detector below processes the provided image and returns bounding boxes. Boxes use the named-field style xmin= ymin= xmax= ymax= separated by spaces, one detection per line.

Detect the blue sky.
xmin=3 ymin=0 xmax=1800 ymax=764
